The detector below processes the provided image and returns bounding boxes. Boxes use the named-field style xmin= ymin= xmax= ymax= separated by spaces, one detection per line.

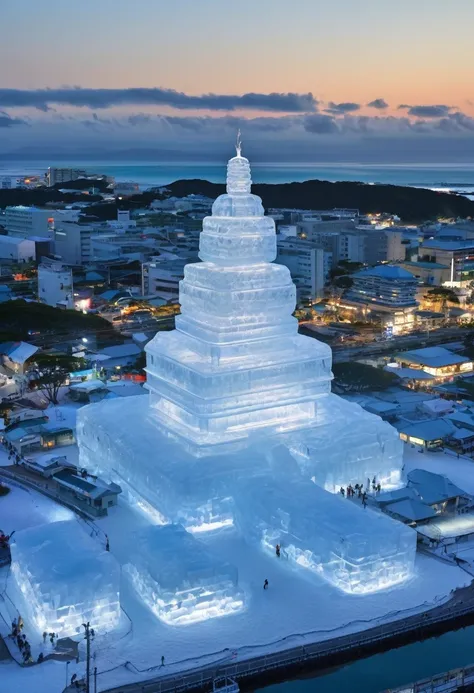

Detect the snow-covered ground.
xmin=1 ymin=404 xmax=474 ymax=692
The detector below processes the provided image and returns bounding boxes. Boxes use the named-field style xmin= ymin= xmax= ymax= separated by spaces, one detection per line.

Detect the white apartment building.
xmin=0 ymin=236 xmax=35 ymax=262
xmin=54 ymin=222 xmax=114 ymax=265
xmin=276 ymin=237 xmax=331 ymax=303
xmin=38 ymin=260 xmax=74 ymax=309
xmin=5 ymin=206 xmax=53 ymax=238
xmin=46 ymin=168 xmax=87 ymax=187
xmin=142 ymin=252 xmax=199 ymax=301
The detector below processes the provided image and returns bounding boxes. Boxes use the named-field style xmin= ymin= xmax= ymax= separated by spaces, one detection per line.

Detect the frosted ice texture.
xmin=124 ymin=524 xmax=244 ymax=625
xmin=10 ymin=521 xmax=120 ymax=636
xmin=76 ymin=144 xmax=414 ymax=596
xmin=234 ymin=469 xmax=416 ymax=594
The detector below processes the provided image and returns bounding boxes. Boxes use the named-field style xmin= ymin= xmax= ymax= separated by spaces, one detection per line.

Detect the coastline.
xmin=1 ymin=161 xmax=474 ymax=195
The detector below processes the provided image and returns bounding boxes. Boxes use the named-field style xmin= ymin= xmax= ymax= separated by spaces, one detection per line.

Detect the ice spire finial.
xmin=236 ymin=129 xmax=242 ymax=158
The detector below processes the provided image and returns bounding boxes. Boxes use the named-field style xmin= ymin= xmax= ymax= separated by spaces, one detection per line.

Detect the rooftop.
xmin=352 ymin=265 xmax=417 ymax=280
xmin=0 ymin=341 xmax=39 ymax=365
xmin=396 ymin=346 xmax=470 ymax=368
xmin=402 ymin=261 xmax=449 ymax=270
xmin=407 ymin=468 xmax=468 ymax=504
xmin=385 ymin=498 xmax=438 ymax=523
xmin=396 ymin=418 xmax=455 ymax=442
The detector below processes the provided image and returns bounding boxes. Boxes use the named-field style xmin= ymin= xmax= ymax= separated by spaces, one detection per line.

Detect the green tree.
xmin=332 ymin=362 xmax=398 ymax=393
xmin=424 ymin=287 xmax=459 ymax=314
xmin=28 ymin=354 xmax=86 ymax=405
xmin=333 ymin=275 xmax=353 ymax=290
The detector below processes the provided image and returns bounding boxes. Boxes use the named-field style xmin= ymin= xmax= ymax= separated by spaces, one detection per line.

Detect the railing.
xmin=382 ymin=662 xmax=474 ymax=692
xmin=99 ymin=583 xmax=474 ymax=693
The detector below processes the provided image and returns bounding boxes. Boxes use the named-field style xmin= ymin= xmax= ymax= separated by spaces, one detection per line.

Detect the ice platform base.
xmin=10 ymin=520 xmax=121 ymax=637
xmin=124 ymin=524 xmax=244 ymax=625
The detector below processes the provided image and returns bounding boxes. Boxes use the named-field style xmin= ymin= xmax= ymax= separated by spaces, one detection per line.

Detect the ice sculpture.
xmin=77 ymin=137 xmax=415 ymax=595
xmin=234 ymin=467 xmax=415 ymax=594
xmin=124 ymin=524 xmax=244 ymax=625
xmin=10 ymin=521 xmax=120 ymax=636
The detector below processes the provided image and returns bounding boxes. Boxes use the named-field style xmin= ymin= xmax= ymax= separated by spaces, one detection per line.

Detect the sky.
xmin=0 ymin=0 xmax=473 ymax=163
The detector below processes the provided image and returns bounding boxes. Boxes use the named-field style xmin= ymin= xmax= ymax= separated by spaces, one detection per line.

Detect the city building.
xmin=114 ymin=182 xmax=140 ymax=197
xmin=5 ymin=206 xmax=53 ymax=238
xmin=0 ymin=341 xmax=39 ymax=375
xmin=54 ymin=221 xmax=113 ymax=265
xmin=38 ymin=260 xmax=74 ymax=309
xmin=46 ymin=168 xmax=87 ymax=187
xmin=276 ymin=237 xmax=331 ymax=302
xmin=400 ymin=261 xmax=448 ymax=287
xmin=418 ymin=238 xmax=474 ymax=285
xmin=142 ymin=252 xmax=199 ymax=301
xmin=394 ymin=346 xmax=473 ymax=380
xmin=343 ymin=264 xmax=419 ymax=333
xmin=91 ymin=233 xmax=158 ymax=263
xmin=0 ymin=236 xmax=35 ymax=262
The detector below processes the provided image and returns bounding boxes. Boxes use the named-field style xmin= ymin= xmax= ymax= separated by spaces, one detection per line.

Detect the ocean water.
xmin=2 ymin=161 xmax=474 ymax=193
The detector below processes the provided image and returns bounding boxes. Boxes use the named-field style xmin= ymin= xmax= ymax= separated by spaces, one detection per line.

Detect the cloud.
xmin=367 ymin=98 xmax=388 ymax=109
xmin=0 ymin=87 xmax=317 ymax=113
xmin=0 ymin=111 xmax=28 ymax=128
xmin=325 ymin=102 xmax=360 ymax=115
xmin=399 ymin=104 xmax=454 ymax=118
xmin=303 ymin=114 xmax=339 ymax=134
xmin=128 ymin=113 xmax=152 ymax=126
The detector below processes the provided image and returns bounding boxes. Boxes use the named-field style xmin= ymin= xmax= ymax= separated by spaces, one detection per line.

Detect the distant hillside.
xmin=164 ymin=179 xmax=474 ymax=222
xmin=1 ymin=177 xmax=473 ymax=223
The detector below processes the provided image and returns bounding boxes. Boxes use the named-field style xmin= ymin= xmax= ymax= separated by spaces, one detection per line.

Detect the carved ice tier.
xmin=145 ymin=155 xmax=332 ymax=444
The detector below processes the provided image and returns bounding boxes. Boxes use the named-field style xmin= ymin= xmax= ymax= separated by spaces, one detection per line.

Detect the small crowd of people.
xmin=339 ymin=476 xmax=382 ymax=507
xmin=10 ymin=617 xmax=38 ymax=664
xmin=9 ymin=617 xmax=59 ymax=665
xmin=2 ymin=437 xmax=23 ymax=465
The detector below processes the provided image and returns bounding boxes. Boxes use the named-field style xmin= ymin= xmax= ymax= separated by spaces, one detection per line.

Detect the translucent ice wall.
xmin=124 ymin=524 xmax=244 ymax=625
xmin=145 ymin=149 xmax=333 ymax=446
xmin=235 ymin=473 xmax=416 ymax=594
xmin=11 ymin=521 xmax=120 ymax=636
xmin=288 ymin=395 xmax=403 ymax=492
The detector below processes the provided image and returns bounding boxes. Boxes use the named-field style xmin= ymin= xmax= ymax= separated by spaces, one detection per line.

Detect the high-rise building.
xmin=46 ymin=168 xmax=87 ymax=187
xmin=277 ymin=237 xmax=331 ymax=302
xmin=54 ymin=222 xmax=113 ymax=265
xmin=4 ymin=206 xmax=54 ymax=238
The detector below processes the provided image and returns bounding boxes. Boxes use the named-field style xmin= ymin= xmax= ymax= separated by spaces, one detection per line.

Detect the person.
xmin=376 ymin=483 xmax=381 ymax=493
xmin=362 ymin=497 xmax=367 ymax=509
xmin=161 ymin=655 xmax=165 ymax=666
xmin=71 ymin=674 xmax=77 ymax=686
xmin=105 ymin=535 xmax=110 ymax=552
xmin=340 ymin=487 xmax=345 ymax=497
xmin=42 ymin=631 xmax=47 ymax=644
xmin=17 ymin=635 xmax=23 ymax=650
xmin=263 ymin=579 xmax=269 ymax=590
xmin=37 ymin=652 xmax=44 ymax=663
xmin=49 ymin=632 xmax=55 ymax=645
xmin=276 ymin=544 xmax=280 ymax=558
